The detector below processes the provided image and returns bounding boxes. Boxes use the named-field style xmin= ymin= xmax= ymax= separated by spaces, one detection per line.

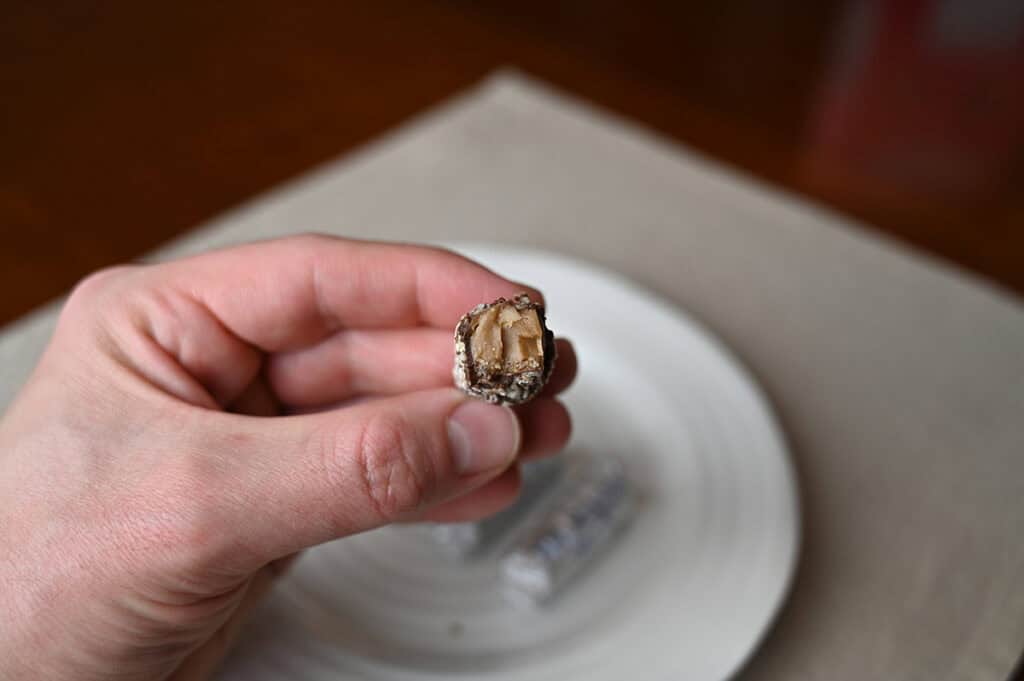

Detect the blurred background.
xmin=2 ymin=0 xmax=1022 ymax=326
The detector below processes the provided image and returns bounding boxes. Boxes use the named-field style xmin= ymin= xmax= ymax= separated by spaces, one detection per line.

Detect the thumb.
xmin=192 ymin=389 xmax=520 ymax=567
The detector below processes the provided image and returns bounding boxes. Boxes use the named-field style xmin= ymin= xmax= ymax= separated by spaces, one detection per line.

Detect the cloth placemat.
xmin=2 ymin=71 xmax=1022 ymax=681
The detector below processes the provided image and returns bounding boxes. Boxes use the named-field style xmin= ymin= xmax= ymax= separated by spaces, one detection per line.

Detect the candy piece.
xmin=453 ymin=294 xmax=556 ymax=405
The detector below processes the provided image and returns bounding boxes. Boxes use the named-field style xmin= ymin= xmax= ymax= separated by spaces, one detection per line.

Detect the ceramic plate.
xmin=216 ymin=245 xmax=799 ymax=680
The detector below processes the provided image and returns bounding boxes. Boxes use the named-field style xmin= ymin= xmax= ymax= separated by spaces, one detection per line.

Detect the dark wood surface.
xmin=2 ymin=0 xmax=1022 ymax=328
xmin=2 ymin=4 xmax=1023 ymax=677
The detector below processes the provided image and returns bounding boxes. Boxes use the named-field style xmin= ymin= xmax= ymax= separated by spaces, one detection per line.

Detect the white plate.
xmin=217 ymin=245 xmax=800 ymax=681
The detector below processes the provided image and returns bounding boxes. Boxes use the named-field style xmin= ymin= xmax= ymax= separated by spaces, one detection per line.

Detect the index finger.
xmin=158 ymin=234 xmax=544 ymax=352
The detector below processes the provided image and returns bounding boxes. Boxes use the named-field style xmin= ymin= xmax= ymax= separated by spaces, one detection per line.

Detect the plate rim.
xmin=444 ymin=241 xmax=802 ymax=679
xmin=222 ymin=242 xmax=802 ymax=681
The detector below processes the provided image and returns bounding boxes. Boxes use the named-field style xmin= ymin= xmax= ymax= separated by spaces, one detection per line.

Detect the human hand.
xmin=0 ymin=236 xmax=575 ymax=681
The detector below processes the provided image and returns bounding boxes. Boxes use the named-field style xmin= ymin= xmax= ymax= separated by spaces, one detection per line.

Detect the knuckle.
xmin=67 ymin=266 xmax=137 ymax=307
xmin=60 ymin=265 xmax=141 ymax=330
xmin=349 ymin=413 xmax=431 ymax=522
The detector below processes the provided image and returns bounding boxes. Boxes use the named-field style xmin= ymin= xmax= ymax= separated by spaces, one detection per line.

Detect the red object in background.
xmin=804 ymin=0 xmax=1024 ymax=205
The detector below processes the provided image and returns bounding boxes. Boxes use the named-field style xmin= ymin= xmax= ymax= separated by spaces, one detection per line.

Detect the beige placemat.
xmin=2 ymin=71 xmax=1022 ymax=681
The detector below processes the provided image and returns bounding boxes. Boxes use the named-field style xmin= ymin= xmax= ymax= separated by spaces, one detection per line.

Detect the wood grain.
xmin=2 ymin=0 xmax=1021 ymax=327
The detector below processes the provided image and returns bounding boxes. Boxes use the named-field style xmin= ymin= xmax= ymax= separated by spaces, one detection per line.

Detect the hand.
xmin=0 ymin=235 xmax=575 ymax=681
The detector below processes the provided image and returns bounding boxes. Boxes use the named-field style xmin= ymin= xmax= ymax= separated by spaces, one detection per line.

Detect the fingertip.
xmin=543 ymin=338 xmax=577 ymax=396
xmin=448 ymin=400 xmax=522 ymax=476
xmin=516 ymin=397 xmax=572 ymax=460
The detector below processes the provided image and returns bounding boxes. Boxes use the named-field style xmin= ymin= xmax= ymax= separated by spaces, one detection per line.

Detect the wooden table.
xmin=3 ymin=0 xmax=1022 ymax=327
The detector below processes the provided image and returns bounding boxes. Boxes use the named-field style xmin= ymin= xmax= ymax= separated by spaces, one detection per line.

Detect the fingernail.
xmin=447 ymin=400 xmax=521 ymax=476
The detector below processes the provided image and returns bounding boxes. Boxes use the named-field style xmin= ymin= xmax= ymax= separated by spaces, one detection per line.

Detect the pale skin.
xmin=0 ymin=236 xmax=576 ymax=680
